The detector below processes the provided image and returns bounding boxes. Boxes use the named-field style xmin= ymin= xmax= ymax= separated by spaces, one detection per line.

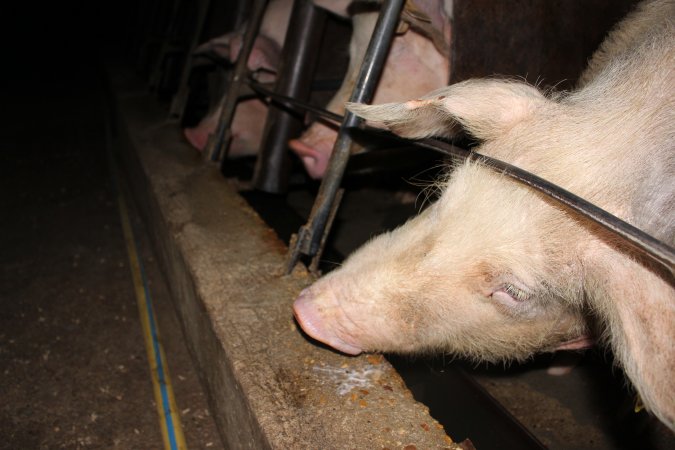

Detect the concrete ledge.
xmin=108 ymin=65 xmax=463 ymax=449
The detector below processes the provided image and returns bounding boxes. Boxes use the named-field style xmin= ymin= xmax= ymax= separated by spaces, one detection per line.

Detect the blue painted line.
xmin=138 ymin=254 xmax=180 ymax=450
xmin=103 ymin=89 xmax=187 ymax=450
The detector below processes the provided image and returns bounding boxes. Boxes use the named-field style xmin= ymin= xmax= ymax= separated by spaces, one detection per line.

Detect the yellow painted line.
xmin=114 ymin=166 xmax=188 ymax=450
xmin=102 ymin=84 xmax=187 ymax=449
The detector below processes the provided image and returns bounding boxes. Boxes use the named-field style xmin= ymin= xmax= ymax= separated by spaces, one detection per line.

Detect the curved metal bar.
xmin=413 ymin=138 xmax=675 ymax=277
xmin=247 ymin=78 xmax=343 ymax=123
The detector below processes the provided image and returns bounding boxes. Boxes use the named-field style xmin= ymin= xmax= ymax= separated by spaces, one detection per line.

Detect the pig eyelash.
xmin=502 ymin=283 xmax=531 ymax=302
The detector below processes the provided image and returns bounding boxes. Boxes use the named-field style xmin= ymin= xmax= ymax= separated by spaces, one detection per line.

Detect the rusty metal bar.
xmin=204 ymin=0 xmax=268 ymax=162
xmin=286 ymin=0 xmax=406 ymax=274
xmin=252 ymin=0 xmax=327 ymax=194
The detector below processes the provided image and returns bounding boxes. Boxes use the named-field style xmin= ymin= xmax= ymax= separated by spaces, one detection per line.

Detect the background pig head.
xmin=294 ymin=0 xmax=674 ymax=430
xmin=289 ymin=1 xmax=452 ymax=178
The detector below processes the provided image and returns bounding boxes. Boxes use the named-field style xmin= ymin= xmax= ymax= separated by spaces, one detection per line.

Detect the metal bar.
xmin=248 ymin=79 xmax=343 ymax=123
xmin=308 ymin=188 xmax=345 ymax=274
xmin=252 ymin=0 xmax=327 ymax=194
xmin=286 ymin=0 xmax=406 ymax=273
xmin=413 ymin=138 xmax=675 ymax=277
xmin=168 ymin=0 xmax=212 ymax=120
xmin=203 ymin=0 xmax=269 ymax=162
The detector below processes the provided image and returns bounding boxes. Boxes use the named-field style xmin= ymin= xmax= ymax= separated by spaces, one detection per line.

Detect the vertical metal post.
xmin=168 ymin=0 xmax=212 ymax=120
xmin=252 ymin=0 xmax=327 ymax=193
xmin=204 ymin=0 xmax=269 ymax=162
xmin=286 ymin=0 xmax=406 ymax=273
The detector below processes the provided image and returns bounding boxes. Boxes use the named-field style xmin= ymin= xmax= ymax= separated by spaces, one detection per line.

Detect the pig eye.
xmin=494 ymin=283 xmax=531 ymax=302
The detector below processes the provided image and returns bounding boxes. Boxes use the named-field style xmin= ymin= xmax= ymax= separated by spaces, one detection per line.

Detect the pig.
xmin=289 ymin=1 xmax=452 ymax=178
xmin=184 ymin=0 xmax=452 ymax=170
xmin=183 ymin=0 xmax=294 ymax=156
xmin=293 ymin=0 xmax=675 ymax=431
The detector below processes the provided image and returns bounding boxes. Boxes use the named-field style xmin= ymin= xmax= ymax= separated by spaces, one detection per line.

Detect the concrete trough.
xmin=107 ymin=64 xmax=469 ymax=449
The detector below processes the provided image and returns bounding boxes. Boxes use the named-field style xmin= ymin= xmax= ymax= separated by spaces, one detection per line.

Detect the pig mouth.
xmin=293 ymin=289 xmax=363 ymax=355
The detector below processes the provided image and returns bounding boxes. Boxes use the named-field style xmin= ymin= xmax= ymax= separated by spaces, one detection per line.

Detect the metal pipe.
xmin=203 ymin=0 xmax=268 ymax=162
xmin=248 ymin=79 xmax=343 ymax=123
xmin=253 ymin=0 xmax=327 ymax=194
xmin=287 ymin=0 xmax=406 ymax=273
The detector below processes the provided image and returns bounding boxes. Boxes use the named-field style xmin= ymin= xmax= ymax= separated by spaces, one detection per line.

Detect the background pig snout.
xmin=293 ymin=288 xmax=363 ymax=355
xmin=288 ymin=123 xmax=336 ymax=179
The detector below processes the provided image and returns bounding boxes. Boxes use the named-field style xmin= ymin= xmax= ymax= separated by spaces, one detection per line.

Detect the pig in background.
xmin=288 ymin=0 xmax=452 ymax=178
xmin=183 ymin=0 xmax=294 ymax=156
xmin=183 ymin=0 xmax=452 ymax=178
xmin=294 ymin=0 xmax=675 ymax=431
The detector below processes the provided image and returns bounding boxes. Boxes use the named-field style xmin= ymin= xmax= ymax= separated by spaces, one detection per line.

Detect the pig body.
xmin=184 ymin=0 xmax=452 ymax=169
xmin=294 ymin=0 xmax=675 ymax=430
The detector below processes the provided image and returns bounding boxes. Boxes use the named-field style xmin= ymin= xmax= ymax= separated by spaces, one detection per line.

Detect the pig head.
xmin=294 ymin=0 xmax=675 ymax=430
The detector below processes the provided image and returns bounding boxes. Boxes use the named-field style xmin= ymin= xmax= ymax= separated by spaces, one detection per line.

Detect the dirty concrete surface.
xmin=0 ymin=52 xmax=222 ymax=448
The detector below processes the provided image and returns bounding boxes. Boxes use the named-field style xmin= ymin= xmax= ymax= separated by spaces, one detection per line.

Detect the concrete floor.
xmin=0 ymin=55 xmax=222 ymax=449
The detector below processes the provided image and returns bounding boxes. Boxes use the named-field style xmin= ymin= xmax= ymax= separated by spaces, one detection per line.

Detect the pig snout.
xmin=184 ymin=126 xmax=209 ymax=151
xmin=288 ymin=123 xmax=337 ymax=179
xmin=183 ymin=99 xmax=268 ymax=156
xmin=293 ymin=287 xmax=363 ymax=355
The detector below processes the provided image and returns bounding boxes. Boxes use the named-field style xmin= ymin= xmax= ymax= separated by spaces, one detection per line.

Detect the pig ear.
xmin=346 ymin=79 xmax=547 ymax=141
xmin=586 ymin=249 xmax=675 ymax=429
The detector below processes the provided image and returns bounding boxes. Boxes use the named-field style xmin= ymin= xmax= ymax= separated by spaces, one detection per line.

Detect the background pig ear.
xmin=346 ymin=79 xmax=547 ymax=141
xmin=586 ymin=249 xmax=675 ymax=429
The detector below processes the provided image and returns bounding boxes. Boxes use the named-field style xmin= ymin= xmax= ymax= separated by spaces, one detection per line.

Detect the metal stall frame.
xmin=169 ymin=0 xmax=675 ymax=279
